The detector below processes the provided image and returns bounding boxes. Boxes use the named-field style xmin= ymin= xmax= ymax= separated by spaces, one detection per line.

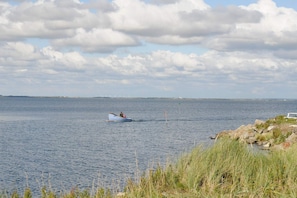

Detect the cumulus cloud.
xmin=51 ymin=28 xmax=139 ymax=53
xmin=41 ymin=46 xmax=87 ymax=69
xmin=0 ymin=0 xmax=111 ymax=40
xmin=0 ymin=0 xmax=296 ymax=98
xmin=109 ymin=0 xmax=211 ymax=38
xmin=0 ymin=42 xmax=40 ymax=61
xmin=205 ymin=0 xmax=297 ymax=51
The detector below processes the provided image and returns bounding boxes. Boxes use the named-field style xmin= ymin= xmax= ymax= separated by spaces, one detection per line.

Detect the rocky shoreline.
xmin=211 ymin=115 xmax=297 ymax=150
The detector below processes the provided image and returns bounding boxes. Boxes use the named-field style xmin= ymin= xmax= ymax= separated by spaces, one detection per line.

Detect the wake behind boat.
xmin=108 ymin=113 xmax=132 ymax=122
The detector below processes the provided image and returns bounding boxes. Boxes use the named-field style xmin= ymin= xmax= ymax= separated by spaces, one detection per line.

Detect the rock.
xmin=116 ymin=192 xmax=126 ymax=197
xmin=212 ymin=115 xmax=297 ymax=149
xmin=286 ymin=133 xmax=297 ymax=143
xmin=267 ymin=126 xmax=275 ymax=131
xmin=233 ymin=124 xmax=254 ymax=140
xmin=282 ymin=142 xmax=291 ymax=149
xmin=213 ymin=130 xmax=232 ymax=139
xmin=290 ymin=125 xmax=297 ymax=134
xmin=246 ymin=136 xmax=257 ymax=144
xmin=252 ymin=126 xmax=262 ymax=134
xmin=262 ymin=142 xmax=271 ymax=148
xmin=261 ymin=129 xmax=269 ymax=134
xmin=254 ymin=119 xmax=265 ymax=125
xmin=214 ymin=124 xmax=256 ymax=143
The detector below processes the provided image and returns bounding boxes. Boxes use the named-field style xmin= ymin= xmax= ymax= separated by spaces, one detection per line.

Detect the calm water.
xmin=0 ymin=97 xmax=296 ymax=194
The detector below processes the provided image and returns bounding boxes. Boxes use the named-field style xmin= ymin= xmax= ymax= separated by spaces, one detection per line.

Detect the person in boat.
xmin=120 ymin=112 xmax=126 ymax=118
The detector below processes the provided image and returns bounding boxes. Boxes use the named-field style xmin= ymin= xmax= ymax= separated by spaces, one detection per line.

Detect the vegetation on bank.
xmin=124 ymin=139 xmax=297 ymax=197
xmin=255 ymin=115 xmax=297 ymax=145
xmin=2 ymin=138 xmax=297 ymax=198
xmin=214 ymin=114 xmax=297 ymax=150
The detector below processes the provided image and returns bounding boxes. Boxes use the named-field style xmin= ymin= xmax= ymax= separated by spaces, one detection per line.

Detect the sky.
xmin=0 ymin=0 xmax=296 ymax=98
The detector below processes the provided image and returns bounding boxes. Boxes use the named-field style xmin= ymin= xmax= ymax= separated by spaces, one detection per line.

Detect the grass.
xmin=3 ymin=138 xmax=297 ymax=198
xmin=125 ymin=138 xmax=297 ymax=197
xmin=255 ymin=115 xmax=297 ymax=130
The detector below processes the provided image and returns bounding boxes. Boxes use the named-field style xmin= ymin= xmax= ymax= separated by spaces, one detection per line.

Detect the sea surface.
xmin=0 ymin=97 xmax=296 ymax=194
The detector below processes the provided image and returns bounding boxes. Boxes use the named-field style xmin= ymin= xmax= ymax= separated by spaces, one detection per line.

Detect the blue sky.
xmin=0 ymin=0 xmax=297 ymax=98
xmin=206 ymin=0 xmax=296 ymax=9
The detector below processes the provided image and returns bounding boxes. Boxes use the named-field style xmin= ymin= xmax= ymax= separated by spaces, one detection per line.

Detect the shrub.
xmin=273 ymin=128 xmax=282 ymax=139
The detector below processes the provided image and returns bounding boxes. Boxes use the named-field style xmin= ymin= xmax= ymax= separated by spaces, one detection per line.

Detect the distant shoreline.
xmin=0 ymin=95 xmax=296 ymax=101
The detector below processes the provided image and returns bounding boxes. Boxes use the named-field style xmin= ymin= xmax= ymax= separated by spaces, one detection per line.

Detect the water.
xmin=0 ymin=97 xmax=296 ymax=194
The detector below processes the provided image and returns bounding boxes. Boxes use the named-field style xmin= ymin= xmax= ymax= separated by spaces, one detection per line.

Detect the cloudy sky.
xmin=0 ymin=0 xmax=296 ymax=98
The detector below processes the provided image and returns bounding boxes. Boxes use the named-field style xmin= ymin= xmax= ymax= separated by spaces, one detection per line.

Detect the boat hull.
xmin=108 ymin=113 xmax=132 ymax=122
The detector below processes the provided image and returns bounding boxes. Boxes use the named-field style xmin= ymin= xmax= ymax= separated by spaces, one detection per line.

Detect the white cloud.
xmin=41 ymin=46 xmax=87 ymax=70
xmin=0 ymin=0 xmax=297 ymax=98
xmin=51 ymin=28 xmax=139 ymax=53
xmin=109 ymin=0 xmax=209 ymax=37
xmin=205 ymin=0 xmax=297 ymax=51
xmin=0 ymin=42 xmax=40 ymax=60
xmin=0 ymin=0 xmax=110 ymax=40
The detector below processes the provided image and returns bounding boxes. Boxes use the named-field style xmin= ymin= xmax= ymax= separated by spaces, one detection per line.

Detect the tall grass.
xmin=3 ymin=138 xmax=297 ymax=197
xmin=125 ymin=138 xmax=297 ymax=197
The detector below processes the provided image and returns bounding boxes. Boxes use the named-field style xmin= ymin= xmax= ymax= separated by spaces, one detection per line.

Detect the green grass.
xmin=255 ymin=115 xmax=297 ymax=130
xmin=3 ymin=138 xmax=297 ymax=197
xmin=125 ymin=138 xmax=297 ymax=197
